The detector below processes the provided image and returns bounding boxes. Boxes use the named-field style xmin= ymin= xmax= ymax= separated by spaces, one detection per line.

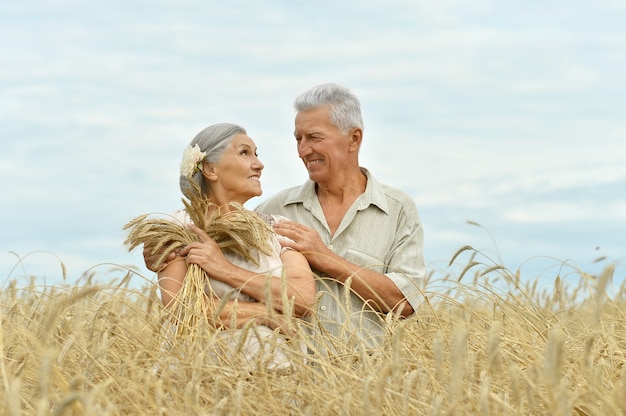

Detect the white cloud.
xmin=1 ymin=0 xmax=625 ymax=285
xmin=502 ymin=201 xmax=613 ymax=224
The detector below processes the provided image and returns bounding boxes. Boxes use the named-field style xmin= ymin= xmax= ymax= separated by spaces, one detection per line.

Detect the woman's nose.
xmin=253 ymin=156 xmax=264 ymax=170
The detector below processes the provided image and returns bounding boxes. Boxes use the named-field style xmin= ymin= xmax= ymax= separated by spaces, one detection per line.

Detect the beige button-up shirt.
xmin=255 ymin=168 xmax=425 ymax=349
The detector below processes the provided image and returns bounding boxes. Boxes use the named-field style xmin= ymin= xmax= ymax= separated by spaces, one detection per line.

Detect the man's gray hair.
xmin=294 ymin=83 xmax=363 ymax=133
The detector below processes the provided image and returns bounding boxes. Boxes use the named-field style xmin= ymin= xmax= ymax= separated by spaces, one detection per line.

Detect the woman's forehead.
xmin=229 ymin=134 xmax=257 ymax=148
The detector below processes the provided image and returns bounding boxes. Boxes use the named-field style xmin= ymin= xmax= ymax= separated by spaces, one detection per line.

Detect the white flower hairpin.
xmin=180 ymin=144 xmax=206 ymax=179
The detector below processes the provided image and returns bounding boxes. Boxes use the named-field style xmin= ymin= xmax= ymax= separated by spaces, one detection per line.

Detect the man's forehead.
xmin=294 ymin=127 xmax=324 ymax=136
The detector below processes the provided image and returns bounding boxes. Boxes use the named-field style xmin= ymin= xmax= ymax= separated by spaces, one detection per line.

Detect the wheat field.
xmin=1 ymin=247 xmax=625 ymax=415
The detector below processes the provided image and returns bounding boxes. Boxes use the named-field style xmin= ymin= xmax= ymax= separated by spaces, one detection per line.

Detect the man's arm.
xmin=272 ymin=220 xmax=415 ymax=317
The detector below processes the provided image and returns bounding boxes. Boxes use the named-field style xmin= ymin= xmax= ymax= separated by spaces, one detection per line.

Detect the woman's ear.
xmin=201 ymin=163 xmax=218 ymax=182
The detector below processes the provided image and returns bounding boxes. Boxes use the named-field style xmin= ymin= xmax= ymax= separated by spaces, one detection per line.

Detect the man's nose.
xmin=298 ymin=140 xmax=313 ymax=157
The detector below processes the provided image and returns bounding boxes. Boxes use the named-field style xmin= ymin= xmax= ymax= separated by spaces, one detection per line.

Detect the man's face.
xmin=294 ymin=105 xmax=356 ymax=184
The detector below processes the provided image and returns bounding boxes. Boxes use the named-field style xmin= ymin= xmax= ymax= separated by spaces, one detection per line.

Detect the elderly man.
xmin=255 ymin=83 xmax=425 ymax=348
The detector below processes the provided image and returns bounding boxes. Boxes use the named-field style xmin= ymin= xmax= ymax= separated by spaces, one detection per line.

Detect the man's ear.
xmin=202 ymin=163 xmax=218 ymax=182
xmin=349 ymin=127 xmax=363 ymax=151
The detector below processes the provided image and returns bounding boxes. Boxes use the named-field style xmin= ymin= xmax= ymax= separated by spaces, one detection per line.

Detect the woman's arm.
xmin=212 ymin=299 xmax=297 ymax=334
xmin=275 ymin=248 xmax=315 ymax=317
xmin=180 ymin=224 xmax=316 ymax=318
xmin=225 ymin=248 xmax=315 ymax=318
xmin=157 ymin=256 xmax=187 ymax=308
xmin=157 ymin=256 xmax=295 ymax=332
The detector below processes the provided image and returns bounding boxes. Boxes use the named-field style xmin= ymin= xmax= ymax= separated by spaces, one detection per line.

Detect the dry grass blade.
xmin=5 ymin=217 xmax=626 ymax=414
xmin=457 ymin=261 xmax=480 ymax=282
xmin=449 ymin=245 xmax=474 ymax=267
xmin=123 ymin=181 xmax=278 ymax=342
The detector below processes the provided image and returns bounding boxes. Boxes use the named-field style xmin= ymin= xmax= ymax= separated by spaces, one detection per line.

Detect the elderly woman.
xmin=131 ymin=123 xmax=315 ymax=370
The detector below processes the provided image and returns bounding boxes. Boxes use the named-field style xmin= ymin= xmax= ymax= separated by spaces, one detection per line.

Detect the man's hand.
xmin=272 ymin=220 xmax=332 ymax=271
xmin=143 ymin=242 xmax=178 ymax=272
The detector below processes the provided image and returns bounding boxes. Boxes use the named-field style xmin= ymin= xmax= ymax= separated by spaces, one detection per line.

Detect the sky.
xmin=1 ymin=0 xmax=625 ymax=291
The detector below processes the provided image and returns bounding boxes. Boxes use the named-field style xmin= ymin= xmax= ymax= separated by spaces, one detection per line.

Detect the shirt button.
xmin=320 ymin=305 xmax=327 ymax=311
xmin=327 ymin=244 xmax=333 ymax=250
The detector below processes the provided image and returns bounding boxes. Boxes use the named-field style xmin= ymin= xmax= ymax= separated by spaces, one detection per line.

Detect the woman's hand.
xmin=178 ymin=224 xmax=234 ymax=277
xmin=183 ymin=222 xmax=315 ymax=320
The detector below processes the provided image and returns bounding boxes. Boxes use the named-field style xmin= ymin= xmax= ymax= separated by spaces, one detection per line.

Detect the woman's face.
xmin=206 ymin=134 xmax=264 ymax=205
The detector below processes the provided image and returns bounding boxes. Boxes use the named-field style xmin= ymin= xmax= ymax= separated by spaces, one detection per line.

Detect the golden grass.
xmin=2 ymin=250 xmax=626 ymax=415
xmin=122 ymin=186 xmax=278 ymax=339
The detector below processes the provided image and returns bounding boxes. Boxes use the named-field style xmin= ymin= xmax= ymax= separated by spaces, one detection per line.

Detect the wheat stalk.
xmin=123 ymin=183 xmax=275 ymax=338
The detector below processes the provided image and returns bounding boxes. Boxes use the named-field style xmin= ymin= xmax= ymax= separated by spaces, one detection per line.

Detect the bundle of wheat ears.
xmin=123 ymin=184 xmax=274 ymax=337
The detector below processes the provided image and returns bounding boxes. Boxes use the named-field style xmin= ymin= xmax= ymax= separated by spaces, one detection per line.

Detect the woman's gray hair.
xmin=179 ymin=123 xmax=246 ymax=199
xmin=294 ymin=83 xmax=363 ymax=133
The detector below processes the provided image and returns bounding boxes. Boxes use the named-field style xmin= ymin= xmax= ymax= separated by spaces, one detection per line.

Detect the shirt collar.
xmin=285 ymin=167 xmax=390 ymax=214
xmin=358 ymin=168 xmax=389 ymax=214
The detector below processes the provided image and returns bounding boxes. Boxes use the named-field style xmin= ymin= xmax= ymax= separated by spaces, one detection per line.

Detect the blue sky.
xmin=2 ymin=0 xmax=625 ymax=289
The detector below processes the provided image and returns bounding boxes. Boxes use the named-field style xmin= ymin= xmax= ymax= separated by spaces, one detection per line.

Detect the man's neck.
xmin=316 ymin=167 xmax=367 ymax=204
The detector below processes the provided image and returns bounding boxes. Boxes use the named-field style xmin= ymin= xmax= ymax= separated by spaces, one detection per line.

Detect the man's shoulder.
xmin=380 ymin=182 xmax=415 ymax=202
xmin=255 ymin=185 xmax=305 ymax=212
xmin=362 ymin=167 xmax=415 ymax=205
xmin=265 ymin=184 xmax=305 ymax=202
xmin=370 ymin=175 xmax=417 ymax=209
xmin=372 ymin=182 xmax=422 ymax=226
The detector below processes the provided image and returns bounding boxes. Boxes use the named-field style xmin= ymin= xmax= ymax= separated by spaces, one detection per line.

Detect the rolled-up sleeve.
xmin=384 ymin=215 xmax=425 ymax=312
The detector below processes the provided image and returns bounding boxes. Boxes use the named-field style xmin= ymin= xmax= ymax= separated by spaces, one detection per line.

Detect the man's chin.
xmin=307 ymin=171 xmax=325 ymax=183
